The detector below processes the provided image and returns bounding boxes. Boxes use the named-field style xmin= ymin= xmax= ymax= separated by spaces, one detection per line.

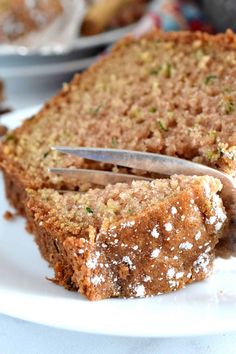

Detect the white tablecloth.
xmin=1 ymin=80 xmax=235 ymax=354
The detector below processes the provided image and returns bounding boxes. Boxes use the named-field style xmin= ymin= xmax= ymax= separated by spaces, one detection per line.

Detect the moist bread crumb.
xmin=26 ymin=175 xmax=227 ymax=300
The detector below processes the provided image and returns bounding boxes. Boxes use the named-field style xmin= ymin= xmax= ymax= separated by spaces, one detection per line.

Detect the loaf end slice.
xmin=25 ymin=175 xmax=227 ymax=300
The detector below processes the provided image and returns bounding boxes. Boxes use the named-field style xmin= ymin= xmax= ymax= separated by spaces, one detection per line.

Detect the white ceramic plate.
xmin=0 ymin=107 xmax=236 ymax=338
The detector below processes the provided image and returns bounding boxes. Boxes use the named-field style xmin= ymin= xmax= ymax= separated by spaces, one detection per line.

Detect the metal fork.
xmin=50 ymin=147 xmax=236 ymax=255
xmin=49 ymin=146 xmax=236 ymax=204
xmin=50 ymin=147 xmax=235 ymax=197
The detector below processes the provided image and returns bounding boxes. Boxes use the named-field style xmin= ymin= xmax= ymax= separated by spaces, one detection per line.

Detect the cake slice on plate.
xmin=26 ymin=175 xmax=227 ymax=300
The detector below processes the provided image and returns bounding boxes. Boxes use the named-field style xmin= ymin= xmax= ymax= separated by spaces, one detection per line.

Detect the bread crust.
xmin=2 ymin=170 xmax=27 ymax=215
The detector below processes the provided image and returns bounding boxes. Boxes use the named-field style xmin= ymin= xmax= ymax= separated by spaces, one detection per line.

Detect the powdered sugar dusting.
xmin=212 ymin=195 xmax=227 ymax=221
xmin=123 ymin=256 xmax=133 ymax=267
xmin=206 ymin=216 xmax=217 ymax=225
xmin=86 ymin=251 xmax=100 ymax=269
xmin=169 ymin=280 xmax=179 ymax=288
xmin=195 ymin=231 xmax=201 ymax=240
xmin=215 ymin=222 xmax=223 ymax=231
xmin=121 ymin=220 xmax=135 ymax=228
xmin=171 ymin=206 xmax=177 ymax=215
xmin=134 ymin=284 xmax=146 ymax=297
xmin=151 ymin=226 xmax=159 ymax=238
xmin=179 ymin=241 xmax=193 ymax=250
xmin=150 ymin=248 xmax=160 ymax=259
xmin=167 ymin=268 xmax=175 ymax=279
xmin=143 ymin=275 xmax=152 ymax=282
xmin=204 ymin=181 xmax=212 ymax=199
xmin=193 ymin=253 xmax=210 ymax=274
xmin=90 ymin=274 xmax=105 ymax=286
xmin=176 ymin=271 xmax=184 ymax=279
xmin=86 ymin=258 xmax=98 ymax=269
xmin=211 ymin=194 xmax=227 ymax=231
xmin=164 ymin=222 xmax=173 ymax=232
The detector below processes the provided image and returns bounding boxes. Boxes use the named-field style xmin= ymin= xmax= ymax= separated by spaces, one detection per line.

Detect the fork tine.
xmin=49 ymin=168 xmax=152 ymax=186
xmin=52 ymin=145 xmax=236 ymax=204
xmin=52 ymin=146 xmax=225 ymax=178
xmin=52 ymin=146 xmax=178 ymax=173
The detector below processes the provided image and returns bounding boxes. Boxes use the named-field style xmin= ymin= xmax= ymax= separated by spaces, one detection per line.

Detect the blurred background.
xmin=0 ymin=0 xmax=235 ymax=117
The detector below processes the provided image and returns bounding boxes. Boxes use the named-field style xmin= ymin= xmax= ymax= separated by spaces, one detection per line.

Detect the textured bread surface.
xmin=26 ymin=175 xmax=227 ymax=300
xmin=1 ymin=30 xmax=236 ymax=206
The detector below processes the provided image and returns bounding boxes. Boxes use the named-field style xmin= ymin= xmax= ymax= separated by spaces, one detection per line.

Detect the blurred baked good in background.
xmin=0 ymin=0 xmax=151 ymax=44
xmin=2 ymin=0 xmax=236 ymax=113
xmin=1 ymin=1 xmax=236 ymax=46
xmin=0 ymin=0 xmax=63 ymax=43
xmin=81 ymin=0 xmax=150 ymax=36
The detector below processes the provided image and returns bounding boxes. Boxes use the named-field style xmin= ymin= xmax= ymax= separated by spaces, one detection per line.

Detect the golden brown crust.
xmin=2 ymin=169 xmax=27 ymax=214
xmin=26 ymin=205 xmax=76 ymax=288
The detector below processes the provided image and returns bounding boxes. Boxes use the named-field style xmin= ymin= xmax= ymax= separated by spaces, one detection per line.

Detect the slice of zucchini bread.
xmin=26 ymin=175 xmax=227 ymax=300
xmin=1 ymin=30 xmax=236 ymax=216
